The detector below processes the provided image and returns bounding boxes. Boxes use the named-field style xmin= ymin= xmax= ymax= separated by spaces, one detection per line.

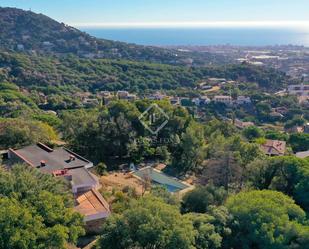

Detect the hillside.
xmin=0 ymin=51 xmax=290 ymax=93
xmin=0 ymin=7 xmax=223 ymax=65
xmin=0 ymin=7 xmax=293 ymax=94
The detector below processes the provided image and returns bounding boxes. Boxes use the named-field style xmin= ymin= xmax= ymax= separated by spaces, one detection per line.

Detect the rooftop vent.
xmin=69 ymin=155 xmax=76 ymax=161
xmin=40 ymin=160 xmax=46 ymax=167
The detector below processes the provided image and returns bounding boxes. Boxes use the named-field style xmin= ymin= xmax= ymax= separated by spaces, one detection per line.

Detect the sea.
xmin=82 ymin=27 xmax=309 ymax=47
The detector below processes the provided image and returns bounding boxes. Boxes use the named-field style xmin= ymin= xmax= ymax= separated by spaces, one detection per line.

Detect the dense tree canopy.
xmin=98 ymin=194 xmax=232 ymax=249
xmin=0 ymin=50 xmax=291 ymax=93
xmin=0 ymin=165 xmax=84 ymax=249
xmin=289 ymin=133 xmax=309 ymax=153
xmin=0 ymin=118 xmax=58 ymax=150
xmin=98 ymin=196 xmax=196 ymax=249
xmin=0 ymin=7 xmax=308 ymax=248
xmin=181 ymin=185 xmax=227 ymax=214
xmin=226 ymin=190 xmax=309 ymax=249
xmin=246 ymin=156 xmax=309 ymax=212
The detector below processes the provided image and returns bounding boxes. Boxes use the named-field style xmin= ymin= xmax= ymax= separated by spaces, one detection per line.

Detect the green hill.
xmin=0 ymin=51 xmax=290 ymax=93
xmin=0 ymin=7 xmax=220 ymax=65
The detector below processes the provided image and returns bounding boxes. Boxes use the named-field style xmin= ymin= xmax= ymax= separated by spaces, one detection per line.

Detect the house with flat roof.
xmin=117 ymin=91 xmax=137 ymax=101
xmin=8 ymin=143 xmax=93 ymax=173
xmin=236 ymin=96 xmax=251 ymax=105
xmin=287 ymin=84 xmax=309 ymax=96
xmin=8 ymin=143 xmax=110 ymax=226
xmin=148 ymin=92 xmax=167 ymax=101
xmin=213 ymin=95 xmax=233 ymax=105
xmin=234 ymin=119 xmax=254 ymax=129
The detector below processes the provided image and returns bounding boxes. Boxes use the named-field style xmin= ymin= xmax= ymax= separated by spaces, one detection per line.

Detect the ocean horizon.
xmin=82 ymin=27 xmax=309 ymax=47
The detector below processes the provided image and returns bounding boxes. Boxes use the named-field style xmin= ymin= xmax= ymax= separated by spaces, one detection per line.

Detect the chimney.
xmin=69 ymin=155 xmax=76 ymax=161
xmin=40 ymin=160 xmax=46 ymax=167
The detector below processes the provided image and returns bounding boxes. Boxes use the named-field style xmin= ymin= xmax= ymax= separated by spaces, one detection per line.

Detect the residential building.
xmin=200 ymin=85 xmax=212 ymax=90
xmin=208 ymin=78 xmax=226 ymax=85
xmin=53 ymin=168 xmax=100 ymax=194
xmin=236 ymin=96 xmax=251 ymax=105
xmin=117 ymin=91 xmax=137 ymax=101
xmin=117 ymin=90 xmax=129 ymax=98
xmin=200 ymin=96 xmax=211 ymax=105
xmin=8 ymin=143 xmax=110 ymax=226
xmin=8 ymin=143 xmax=93 ymax=172
xmin=97 ymin=91 xmax=111 ymax=98
xmin=74 ymin=92 xmax=92 ymax=101
xmin=17 ymin=44 xmax=24 ymax=51
xmin=97 ymin=91 xmax=115 ymax=105
xmin=285 ymin=126 xmax=304 ymax=133
xmin=126 ymin=93 xmax=137 ymax=101
xmin=192 ymin=98 xmax=201 ymax=106
xmin=213 ymin=95 xmax=233 ymax=105
xmin=298 ymin=96 xmax=309 ymax=106
xmin=296 ymin=150 xmax=309 ymax=159
xmin=22 ymin=35 xmax=30 ymax=41
xmin=83 ymin=53 xmax=96 ymax=59
xmin=234 ymin=119 xmax=254 ymax=129
xmin=148 ymin=92 xmax=166 ymax=101
xmin=287 ymin=84 xmax=309 ymax=96
xmin=75 ymin=188 xmax=110 ymax=229
xmin=270 ymin=111 xmax=284 ymax=119
xmin=82 ymin=98 xmax=99 ymax=107
xmin=272 ymin=107 xmax=289 ymax=115
xmin=170 ymin=97 xmax=180 ymax=105
xmin=42 ymin=41 xmax=53 ymax=47
xmin=260 ymin=139 xmax=286 ymax=156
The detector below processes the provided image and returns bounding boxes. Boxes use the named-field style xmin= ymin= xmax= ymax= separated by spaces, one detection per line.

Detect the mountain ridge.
xmin=0 ymin=7 xmax=218 ymax=65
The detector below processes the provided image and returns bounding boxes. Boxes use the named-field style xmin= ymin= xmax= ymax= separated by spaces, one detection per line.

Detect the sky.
xmin=1 ymin=0 xmax=309 ymax=28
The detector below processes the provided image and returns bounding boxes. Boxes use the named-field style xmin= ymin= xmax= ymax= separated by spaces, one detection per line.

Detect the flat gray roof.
xmin=69 ymin=167 xmax=97 ymax=187
xmin=14 ymin=144 xmax=90 ymax=173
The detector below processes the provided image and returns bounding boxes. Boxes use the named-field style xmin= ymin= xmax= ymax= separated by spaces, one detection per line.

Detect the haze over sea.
xmin=82 ymin=28 xmax=309 ymax=47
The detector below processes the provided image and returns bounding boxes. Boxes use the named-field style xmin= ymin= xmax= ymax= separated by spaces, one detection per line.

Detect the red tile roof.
xmin=261 ymin=139 xmax=286 ymax=156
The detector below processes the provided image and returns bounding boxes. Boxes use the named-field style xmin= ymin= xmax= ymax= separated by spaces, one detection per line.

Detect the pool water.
xmin=133 ymin=167 xmax=188 ymax=193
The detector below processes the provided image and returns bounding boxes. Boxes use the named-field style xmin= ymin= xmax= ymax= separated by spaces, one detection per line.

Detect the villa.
xmin=287 ymin=84 xmax=309 ymax=96
xmin=8 ymin=143 xmax=110 ymax=229
xmin=236 ymin=96 xmax=252 ymax=105
xmin=260 ymin=139 xmax=286 ymax=156
xmin=117 ymin=90 xmax=137 ymax=101
xmin=213 ymin=95 xmax=233 ymax=105
xmin=234 ymin=119 xmax=254 ymax=129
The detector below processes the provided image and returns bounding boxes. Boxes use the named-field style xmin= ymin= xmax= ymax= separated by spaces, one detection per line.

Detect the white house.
xmin=214 ymin=95 xmax=233 ymax=105
xmin=236 ymin=96 xmax=251 ymax=105
xmin=287 ymin=84 xmax=309 ymax=96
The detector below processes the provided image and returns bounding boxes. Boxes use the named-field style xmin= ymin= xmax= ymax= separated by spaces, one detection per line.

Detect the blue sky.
xmin=1 ymin=0 xmax=309 ymax=28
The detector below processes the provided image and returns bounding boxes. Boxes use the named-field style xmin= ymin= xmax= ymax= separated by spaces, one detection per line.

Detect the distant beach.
xmin=82 ymin=27 xmax=309 ymax=46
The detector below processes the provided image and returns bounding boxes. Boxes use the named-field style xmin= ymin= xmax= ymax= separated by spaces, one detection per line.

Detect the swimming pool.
xmin=133 ymin=167 xmax=189 ymax=193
